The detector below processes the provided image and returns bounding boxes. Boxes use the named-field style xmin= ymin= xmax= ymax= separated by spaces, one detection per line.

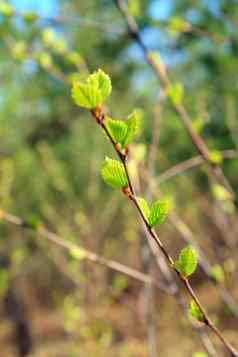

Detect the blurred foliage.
xmin=0 ymin=0 xmax=237 ymax=356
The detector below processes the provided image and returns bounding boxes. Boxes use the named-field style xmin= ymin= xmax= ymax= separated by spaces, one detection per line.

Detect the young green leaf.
xmin=148 ymin=199 xmax=169 ymax=228
xmin=210 ymin=264 xmax=225 ymax=284
xmin=104 ymin=117 xmax=128 ymax=145
xmin=175 ymin=246 xmax=197 ymax=278
xmin=189 ymin=300 xmax=205 ymax=322
xmin=122 ymin=110 xmax=143 ymax=147
xmin=87 ymin=69 xmax=112 ymax=102
xmin=104 ymin=111 xmax=143 ymax=149
xmin=101 ymin=157 xmax=128 ymax=189
xmin=137 ymin=197 xmax=150 ymax=220
xmin=71 ymin=69 xmax=111 ymax=109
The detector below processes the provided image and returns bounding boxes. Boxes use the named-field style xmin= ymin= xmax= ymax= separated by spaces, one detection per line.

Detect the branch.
xmin=91 ymin=105 xmax=238 ymax=356
xmin=142 ymin=167 xmax=238 ymax=317
xmin=142 ymin=97 xmax=217 ymax=356
xmin=157 ymin=150 xmax=238 ymax=184
xmin=0 ymin=210 xmax=171 ymax=295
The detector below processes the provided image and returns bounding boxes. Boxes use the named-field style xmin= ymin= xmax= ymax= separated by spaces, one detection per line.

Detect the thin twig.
xmin=142 ymin=167 xmax=238 ymax=317
xmin=11 ymin=8 xmax=124 ymax=34
xmin=157 ymin=150 xmax=238 ymax=184
xmin=0 ymin=210 xmax=171 ymax=295
xmin=0 ymin=208 xmax=218 ymax=355
xmin=91 ymin=105 xmax=238 ymax=356
xmin=142 ymin=96 xmax=217 ymax=356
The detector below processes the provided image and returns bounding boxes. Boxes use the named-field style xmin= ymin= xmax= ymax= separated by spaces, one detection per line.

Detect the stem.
xmin=142 ymin=165 xmax=238 ymax=317
xmin=143 ymin=100 xmax=217 ymax=356
xmin=135 ymin=195 xmax=238 ymax=356
xmin=183 ymin=279 xmax=238 ymax=357
xmin=91 ymin=107 xmax=238 ymax=356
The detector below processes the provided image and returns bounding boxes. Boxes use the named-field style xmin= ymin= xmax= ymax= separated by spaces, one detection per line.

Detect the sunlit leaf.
xmin=104 ymin=117 xmax=128 ymax=145
xmin=101 ymin=157 xmax=128 ymax=189
xmin=148 ymin=199 xmax=169 ymax=228
xmin=137 ymin=197 xmax=150 ymax=220
xmin=175 ymin=246 xmax=197 ymax=278
xmin=122 ymin=110 xmax=143 ymax=147
xmin=72 ymin=69 xmax=111 ymax=109
xmin=87 ymin=69 xmax=112 ymax=102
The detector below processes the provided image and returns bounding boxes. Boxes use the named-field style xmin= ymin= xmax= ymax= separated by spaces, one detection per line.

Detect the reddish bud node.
xmin=122 ymin=187 xmax=133 ymax=199
xmin=91 ymin=106 xmax=104 ymax=124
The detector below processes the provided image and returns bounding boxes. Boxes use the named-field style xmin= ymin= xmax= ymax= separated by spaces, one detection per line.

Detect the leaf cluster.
xmin=72 ymin=69 xmax=112 ymax=109
xmin=137 ymin=197 xmax=169 ymax=228
xmin=104 ymin=110 xmax=142 ymax=149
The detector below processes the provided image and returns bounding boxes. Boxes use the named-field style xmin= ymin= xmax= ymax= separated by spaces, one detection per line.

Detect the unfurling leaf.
xmin=122 ymin=110 xmax=143 ymax=147
xmin=137 ymin=197 xmax=150 ymax=220
xmin=87 ymin=69 xmax=111 ymax=101
xmin=136 ymin=198 xmax=169 ymax=227
xmin=175 ymin=246 xmax=197 ymax=278
xmin=72 ymin=69 xmax=111 ymax=109
xmin=148 ymin=200 xmax=169 ymax=228
xmin=104 ymin=117 xmax=128 ymax=145
xmin=189 ymin=300 xmax=205 ymax=322
xmin=104 ymin=110 xmax=143 ymax=149
xmin=101 ymin=157 xmax=128 ymax=189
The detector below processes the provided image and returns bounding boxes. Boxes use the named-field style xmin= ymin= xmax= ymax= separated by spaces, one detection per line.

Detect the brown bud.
xmin=122 ymin=187 xmax=133 ymax=199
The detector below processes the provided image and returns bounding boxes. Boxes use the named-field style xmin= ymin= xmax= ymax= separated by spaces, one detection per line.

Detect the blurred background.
xmin=0 ymin=0 xmax=237 ymax=356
